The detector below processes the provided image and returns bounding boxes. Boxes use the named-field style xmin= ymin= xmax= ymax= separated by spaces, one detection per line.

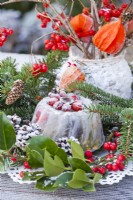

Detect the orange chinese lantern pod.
xmin=93 ymin=18 xmax=126 ymax=55
xmin=70 ymin=13 xmax=93 ymax=37
xmin=59 ymin=65 xmax=85 ymax=90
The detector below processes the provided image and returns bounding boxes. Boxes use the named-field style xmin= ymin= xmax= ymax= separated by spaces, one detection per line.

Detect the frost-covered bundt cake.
xmin=32 ymin=90 xmax=105 ymax=150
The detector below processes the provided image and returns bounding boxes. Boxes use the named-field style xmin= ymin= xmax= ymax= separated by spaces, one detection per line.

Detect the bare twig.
xmin=0 ymin=0 xmax=42 ymax=6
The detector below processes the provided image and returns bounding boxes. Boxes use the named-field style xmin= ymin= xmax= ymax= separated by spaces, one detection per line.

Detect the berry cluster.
xmin=37 ymin=12 xmax=51 ymax=28
xmin=103 ymin=141 xmax=117 ymax=151
xmin=44 ymin=33 xmax=69 ymax=51
xmin=98 ymin=1 xmax=128 ymax=22
xmin=91 ymin=127 xmax=126 ymax=174
xmin=0 ymin=27 xmax=13 ymax=47
xmin=92 ymin=152 xmax=126 ymax=175
xmin=32 ymin=62 xmax=48 ymax=77
xmin=47 ymin=90 xmax=84 ymax=112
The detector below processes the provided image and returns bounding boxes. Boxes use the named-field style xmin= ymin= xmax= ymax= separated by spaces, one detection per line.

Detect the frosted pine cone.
xmin=7 ymin=114 xmax=21 ymax=132
xmin=56 ymin=136 xmax=80 ymax=156
xmin=16 ymin=123 xmax=42 ymax=148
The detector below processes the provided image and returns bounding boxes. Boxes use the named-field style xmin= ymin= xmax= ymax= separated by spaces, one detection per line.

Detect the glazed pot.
xmin=56 ymin=46 xmax=132 ymax=99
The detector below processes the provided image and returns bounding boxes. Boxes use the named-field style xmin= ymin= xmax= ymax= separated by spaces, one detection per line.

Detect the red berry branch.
xmin=0 ymin=27 xmax=13 ymax=47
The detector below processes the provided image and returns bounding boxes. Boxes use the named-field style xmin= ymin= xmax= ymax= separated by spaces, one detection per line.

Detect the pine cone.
xmin=5 ymin=80 xmax=24 ymax=105
xmin=56 ymin=136 xmax=80 ymax=156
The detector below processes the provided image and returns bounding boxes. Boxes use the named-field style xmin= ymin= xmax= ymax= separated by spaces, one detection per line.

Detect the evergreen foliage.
xmin=68 ymin=82 xmax=133 ymax=108
xmin=118 ymin=108 xmax=133 ymax=159
xmin=0 ymin=50 xmax=67 ymax=119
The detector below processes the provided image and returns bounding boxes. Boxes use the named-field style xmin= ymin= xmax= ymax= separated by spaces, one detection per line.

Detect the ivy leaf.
xmin=53 ymin=172 xmax=73 ymax=188
xmin=68 ymin=157 xmax=93 ymax=173
xmin=26 ymin=147 xmax=44 ymax=168
xmin=36 ymin=177 xmax=58 ymax=192
xmin=56 ymin=148 xmax=68 ymax=165
xmin=44 ymin=150 xmax=65 ymax=177
xmin=0 ymin=112 xmax=16 ymax=151
xmin=27 ymin=135 xmax=58 ymax=155
xmin=68 ymin=169 xmax=90 ymax=189
xmin=70 ymin=141 xmax=85 ymax=160
xmin=83 ymin=183 xmax=96 ymax=192
xmin=93 ymin=173 xmax=102 ymax=184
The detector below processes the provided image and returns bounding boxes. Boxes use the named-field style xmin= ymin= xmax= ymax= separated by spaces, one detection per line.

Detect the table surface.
xmin=1 ymin=174 xmax=133 ymax=200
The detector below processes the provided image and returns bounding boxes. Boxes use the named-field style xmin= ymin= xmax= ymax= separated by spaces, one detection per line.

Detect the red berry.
xmin=7 ymin=29 xmax=14 ymax=35
xmin=93 ymin=167 xmax=99 ymax=172
xmin=43 ymin=3 xmax=49 ymax=8
xmin=1 ymin=35 xmax=6 ymax=42
xmin=118 ymin=8 xmax=123 ymax=13
xmin=110 ymin=4 xmax=116 ymax=10
xmin=23 ymin=161 xmax=31 ymax=169
xmin=106 ymin=154 xmax=114 ymax=160
xmin=103 ymin=142 xmax=110 ymax=151
xmin=105 ymin=16 xmax=111 ymax=22
xmin=98 ymin=9 xmax=105 ymax=17
xmin=106 ymin=163 xmax=113 ymax=171
xmin=19 ymin=171 xmax=24 ymax=178
xmin=98 ymin=166 xmax=106 ymax=174
xmin=122 ymin=4 xmax=128 ymax=9
xmin=0 ymin=42 xmax=4 ymax=46
xmin=71 ymin=102 xmax=83 ymax=111
xmin=114 ymin=131 xmax=121 ymax=137
xmin=53 ymin=101 xmax=64 ymax=110
xmin=117 ymin=163 xmax=125 ymax=171
xmin=116 ymin=159 xmax=122 ymax=165
xmin=104 ymin=11 xmax=111 ymax=18
xmin=36 ymin=96 xmax=42 ymax=101
xmin=40 ymin=63 xmax=48 ymax=73
xmin=82 ymin=8 xmax=90 ymax=15
xmin=117 ymin=154 xmax=126 ymax=162
xmin=48 ymin=97 xmax=59 ymax=106
xmin=112 ymin=164 xmax=119 ymax=171
xmin=113 ymin=10 xmax=121 ymax=17
xmin=10 ymin=157 xmax=17 ymax=162
xmin=52 ymin=45 xmax=57 ymax=51
xmin=55 ymin=35 xmax=61 ymax=42
xmin=110 ymin=143 xmax=117 ymax=151
xmin=103 ymin=0 xmax=110 ymax=6
xmin=88 ymin=29 xmax=96 ymax=36
xmin=85 ymin=150 xmax=93 ymax=158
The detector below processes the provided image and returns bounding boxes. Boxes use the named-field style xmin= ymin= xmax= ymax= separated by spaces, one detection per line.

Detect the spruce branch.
xmin=118 ymin=121 xmax=133 ymax=159
xmin=68 ymin=82 xmax=133 ymax=108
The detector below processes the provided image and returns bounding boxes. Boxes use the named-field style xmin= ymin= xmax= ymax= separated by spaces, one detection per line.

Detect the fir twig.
xmin=68 ymin=82 xmax=133 ymax=108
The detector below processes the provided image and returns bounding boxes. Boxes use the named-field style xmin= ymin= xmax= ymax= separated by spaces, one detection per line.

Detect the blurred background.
xmin=0 ymin=0 xmax=131 ymax=54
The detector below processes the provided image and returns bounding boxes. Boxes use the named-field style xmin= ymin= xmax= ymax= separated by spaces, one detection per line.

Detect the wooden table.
xmin=1 ymin=174 xmax=133 ymax=200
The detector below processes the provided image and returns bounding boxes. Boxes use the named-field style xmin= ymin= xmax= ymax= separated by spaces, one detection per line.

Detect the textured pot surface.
xmin=56 ymin=47 xmax=132 ymax=99
xmin=32 ymin=96 xmax=105 ymax=150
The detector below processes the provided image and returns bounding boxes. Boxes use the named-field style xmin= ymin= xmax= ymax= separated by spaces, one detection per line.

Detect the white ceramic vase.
xmin=56 ymin=46 xmax=132 ymax=99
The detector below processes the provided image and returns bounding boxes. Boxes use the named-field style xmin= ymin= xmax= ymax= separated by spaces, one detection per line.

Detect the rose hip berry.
xmin=117 ymin=154 xmax=126 ymax=162
xmin=98 ymin=166 xmax=106 ymax=174
xmin=106 ymin=163 xmax=113 ymax=171
xmin=85 ymin=150 xmax=93 ymax=158
xmin=23 ymin=161 xmax=31 ymax=169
